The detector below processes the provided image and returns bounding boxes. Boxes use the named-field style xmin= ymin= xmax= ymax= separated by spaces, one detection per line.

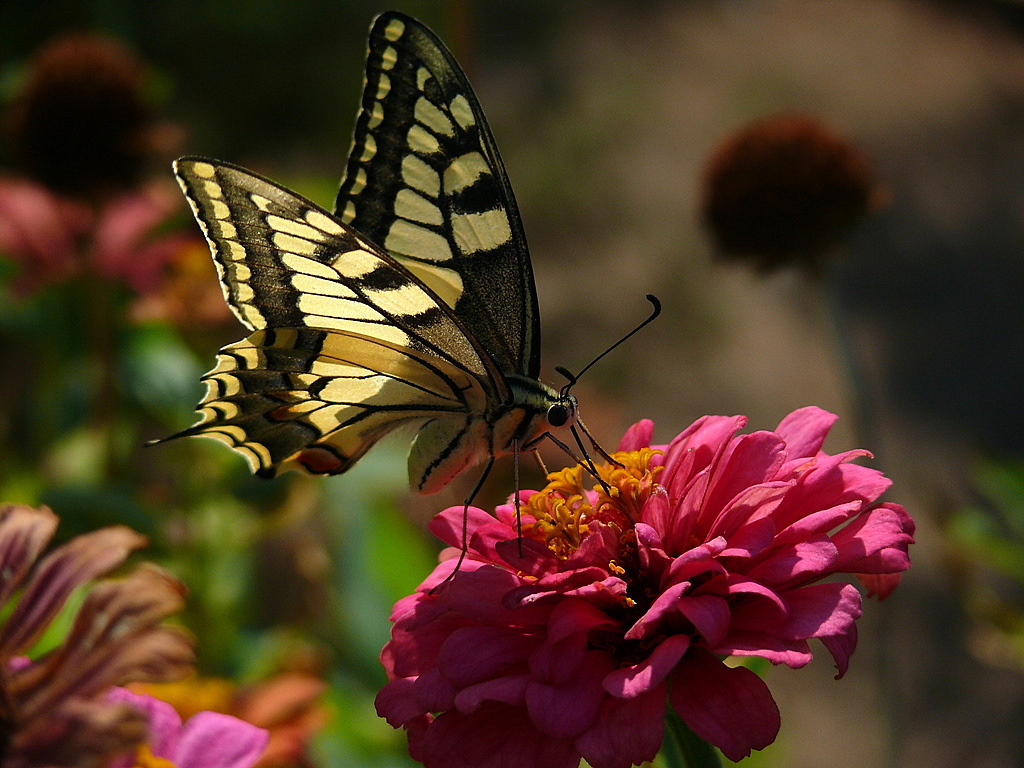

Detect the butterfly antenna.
xmin=551 ymin=294 xmax=662 ymax=477
xmin=558 ymin=294 xmax=661 ymax=398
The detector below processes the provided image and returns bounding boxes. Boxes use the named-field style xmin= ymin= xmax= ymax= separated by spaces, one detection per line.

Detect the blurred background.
xmin=2 ymin=0 xmax=1024 ymax=766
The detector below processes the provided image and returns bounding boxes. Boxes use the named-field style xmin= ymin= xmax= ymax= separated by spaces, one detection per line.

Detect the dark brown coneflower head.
xmin=5 ymin=34 xmax=155 ymax=200
xmin=700 ymin=113 xmax=884 ymax=276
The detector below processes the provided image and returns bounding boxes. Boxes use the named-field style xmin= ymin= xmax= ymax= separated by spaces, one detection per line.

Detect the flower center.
xmin=525 ymin=448 xmax=662 ymax=560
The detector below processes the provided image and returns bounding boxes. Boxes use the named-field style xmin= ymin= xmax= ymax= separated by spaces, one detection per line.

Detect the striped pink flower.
xmin=0 ymin=504 xmax=193 ymax=768
xmin=376 ymin=407 xmax=914 ymax=767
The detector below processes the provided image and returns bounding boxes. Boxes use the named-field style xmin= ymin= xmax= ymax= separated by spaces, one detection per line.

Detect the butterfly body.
xmin=167 ymin=12 xmax=579 ymax=492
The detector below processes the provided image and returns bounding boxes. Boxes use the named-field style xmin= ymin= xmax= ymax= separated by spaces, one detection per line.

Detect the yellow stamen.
xmin=525 ymin=448 xmax=663 ymax=560
xmin=130 ymin=745 xmax=176 ymax=768
xmin=131 ymin=675 xmax=234 ymax=722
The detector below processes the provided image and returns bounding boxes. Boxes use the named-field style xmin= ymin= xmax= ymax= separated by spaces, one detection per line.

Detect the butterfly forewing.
xmin=167 ymin=13 xmax=567 ymax=490
xmin=336 ymin=11 xmax=541 ymax=379
xmin=176 ymin=159 xmax=497 ymax=382
xmin=171 ymin=158 xmax=515 ymax=481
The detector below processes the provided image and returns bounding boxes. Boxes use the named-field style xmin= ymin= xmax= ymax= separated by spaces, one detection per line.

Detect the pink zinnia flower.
xmin=376 ymin=407 xmax=914 ymax=767
xmin=107 ymin=688 xmax=268 ymax=768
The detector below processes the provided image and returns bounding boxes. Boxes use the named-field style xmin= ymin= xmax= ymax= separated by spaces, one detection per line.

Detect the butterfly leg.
xmin=430 ymin=455 xmax=495 ymax=593
xmin=533 ymin=449 xmax=549 ymax=477
xmin=531 ymin=430 xmax=612 ymax=494
xmin=576 ymin=417 xmax=621 ymax=467
xmin=513 ymin=438 xmax=525 ymax=556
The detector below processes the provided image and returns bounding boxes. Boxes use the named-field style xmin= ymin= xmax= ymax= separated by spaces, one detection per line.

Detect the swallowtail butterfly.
xmin=168 ymin=11 xmax=582 ymax=494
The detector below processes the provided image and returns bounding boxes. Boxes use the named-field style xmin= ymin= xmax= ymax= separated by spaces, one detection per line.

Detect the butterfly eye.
xmin=547 ymin=395 xmax=578 ymax=428
xmin=546 ymin=403 xmax=569 ymax=428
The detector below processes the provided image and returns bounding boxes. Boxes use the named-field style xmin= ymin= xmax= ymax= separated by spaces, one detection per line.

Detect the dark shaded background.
xmin=3 ymin=1 xmax=1024 ymax=766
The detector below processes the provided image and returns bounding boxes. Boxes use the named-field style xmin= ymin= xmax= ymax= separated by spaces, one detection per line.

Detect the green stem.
xmin=662 ymin=708 xmax=723 ymax=768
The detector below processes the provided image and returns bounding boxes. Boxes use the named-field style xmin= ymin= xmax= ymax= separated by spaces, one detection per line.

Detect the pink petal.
xmin=376 ymin=678 xmax=427 ymax=727
xmin=438 ymin=626 xmax=537 ymax=688
xmin=725 ymin=577 xmax=787 ymax=611
xmin=665 ymin=537 xmax=728 ymax=584
xmin=618 ymin=419 xmax=654 ymax=451
xmin=774 ymin=406 xmax=837 ymax=457
xmin=678 ymin=595 xmax=732 ymax=647
xmin=714 ymin=633 xmax=814 ymax=668
xmin=414 ymin=703 xmax=579 ymax=768
xmin=856 ymin=572 xmax=903 ymax=599
xmin=411 ymin=669 xmax=458 ymax=712
xmin=526 ymin=651 xmax=613 ymax=738
xmin=432 ymin=566 xmax=524 ymax=625
xmin=625 ymin=581 xmax=690 ymax=641
xmin=781 ymin=583 xmax=863 ymax=676
xmin=718 ymin=514 xmax=777 ymax=559
xmin=707 ymin=482 xmax=789 ymax=542
xmin=546 ymin=597 xmax=617 ymax=645
xmin=771 ymin=455 xmax=890 ymax=530
xmin=669 ymin=649 xmax=780 ymax=761
xmin=428 ymin=506 xmax=507 ymax=552
xmin=495 ymin=537 xmax=562 ymax=577
xmin=512 ymin=568 xmax=622 ymax=607
xmin=701 ymin=433 xmax=787 ymax=527
xmin=781 ymin=582 xmax=863 ymax=644
xmin=603 ymin=634 xmax=690 ymax=697
xmin=530 ymin=606 xmax=606 ymax=686
xmin=105 ymin=688 xmax=182 ymax=755
xmin=174 ymin=711 xmax=269 ymax=768
xmin=454 ymin=674 xmax=529 ymax=712
xmin=577 ymin=685 xmax=666 ymax=768
xmin=638 ymin=492 xmax=672 ymax=540
xmin=661 ymin=415 xmax=746 ymax=497
xmin=820 ymin=622 xmax=859 ymax=678
xmin=773 ymin=502 xmax=862 ymax=545
xmin=831 ymin=503 xmax=915 ymax=576
xmin=744 ymin=537 xmax=838 ymax=588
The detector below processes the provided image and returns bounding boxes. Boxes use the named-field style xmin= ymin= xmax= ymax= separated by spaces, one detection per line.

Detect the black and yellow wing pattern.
xmin=169 ymin=12 xmax=570 ymax=493
xmin=334 ymin=12 xmax=540 ymax=380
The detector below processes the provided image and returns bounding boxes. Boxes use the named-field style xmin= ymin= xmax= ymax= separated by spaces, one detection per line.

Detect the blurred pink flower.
xmin=376 ymin=407 xmax=914 ymax=767
xmin=0 ymin=176 xmax=189 ymax=296
xmin=107 ymin=688 xmax=268 ymax=768
xmin=131 ymin=670 xmax=329 ymax=767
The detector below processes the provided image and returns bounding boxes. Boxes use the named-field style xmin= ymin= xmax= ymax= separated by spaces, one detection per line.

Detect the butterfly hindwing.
xmin=336 ymin=11 xmax=541 ymax=379
xmin=183 ymin=326 xmax=491 ymax=485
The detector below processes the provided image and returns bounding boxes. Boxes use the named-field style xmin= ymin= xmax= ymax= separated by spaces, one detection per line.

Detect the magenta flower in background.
xmin=107 ymin=688 xmax=268 ymax=768
xmin=376 ymin=407 xmax=915 ymax=768
xmin=0 ymin=176 xmax=189 ymax=296
xmin=0 ymin=32 xmax=190 ymax=298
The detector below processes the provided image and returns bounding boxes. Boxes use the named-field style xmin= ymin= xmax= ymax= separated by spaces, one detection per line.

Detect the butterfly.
xmin=167 ymin=11 xmax=585 ymax=495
